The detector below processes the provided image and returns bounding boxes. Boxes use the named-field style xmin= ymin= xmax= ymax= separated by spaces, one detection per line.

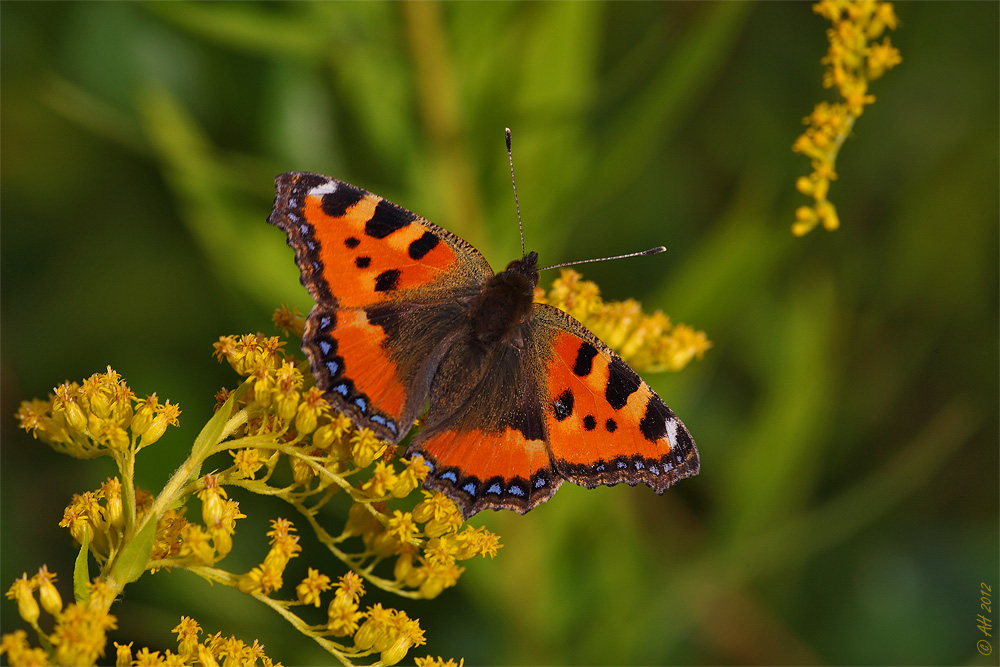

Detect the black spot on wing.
xmin=639 ymin=396 xmax=670 ymax=442
xmin=365 ymin=199 xmax=414 ymax=238
xmin=574 ymin=342 xmax=598 ymax=377
xmin=322 ymin=185 xmax=364 ymax=217
xmin=583 ymin=415 xmax=596 ymax=431
xmin=345 ymin=236 xmax=361 ymax=249
xmin=511 ymin=403 xmax=545 ymax=442
xmin=374 ymin=269 xmax=400 ymax=293
xmin=408 ymin=231 xmax=439 ymax=260
xmin=355 ymin=256 xmax=371 ymax=269
xmin=553 ymin=389 xmax=574 ymax=421
xmin=605 ymin=357 xmax=641 ymax=410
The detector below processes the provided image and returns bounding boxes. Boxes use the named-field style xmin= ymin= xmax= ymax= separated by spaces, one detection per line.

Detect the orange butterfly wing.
xmin=535 ymin=305 xmax=699 ymax=493
xmin=268 ymin=172 xmax=492 ymax=442
xmin=408 ymin=302 xmax=698 ymax=518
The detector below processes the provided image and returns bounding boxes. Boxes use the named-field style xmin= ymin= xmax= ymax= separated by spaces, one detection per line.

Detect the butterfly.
xmin=268 ymin=167 xmax=699 ymax=518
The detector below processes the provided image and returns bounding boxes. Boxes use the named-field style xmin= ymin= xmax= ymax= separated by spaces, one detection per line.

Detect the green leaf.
xmin=189 ymin=377 xmax=250 ymax=466
xmin=142 ymin=2 xmax=328 ymax=60
xmin=109 ymin=516 xmax=156 ymax=586
xmin=73 ymin=528 xmax=92 ymax=604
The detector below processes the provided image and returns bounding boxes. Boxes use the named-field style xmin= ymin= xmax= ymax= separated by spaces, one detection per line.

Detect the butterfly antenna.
xmin=538 ymin=246 xmax=667 ymax=272
xmin=505 ymin=128 xmax=526 ymax=259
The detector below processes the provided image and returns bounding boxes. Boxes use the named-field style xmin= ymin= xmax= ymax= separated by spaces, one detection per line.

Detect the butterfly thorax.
xmin=466 ymin=251 xmax=540 ymax=346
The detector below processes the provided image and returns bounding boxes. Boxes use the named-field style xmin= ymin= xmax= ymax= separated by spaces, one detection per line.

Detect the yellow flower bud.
xmin=404 ymin=566 xmax=426 ymax=589
xmin=411 ymin=499 xmax=436 ymax=524
xmin=253 ymin=376 xmax=273 ymax=407
xmin=394 ymin=552 xmax=414 ymax=582
xmin=8 ymin=576 xmax=39 ymax=625
xmin=88 ymin=412 xmax=104 ymax=435
xmin=106 ymin=425 xmax=130 ymax=451
xmin=389 ymin=473 xmax=418 ymax=499
xmin=130 ymin=405 xmax=154 ymax=436
xmin=112 ymin=400 xmax=133 ymax=430
xmin=237 ymin=567 xmax=264 ymax=595
xmin=290 ymin=457 xmax=316 ymax=486
xmin=69 ymin=517 xmax=92 ymax=547
xmin=115 ymin=642 xmax=133 ymax=667
xmin=351 ymin=429 xmax=384 ymax=468
xmin=424 ymin=517 xmax=455 ymax=537
xmin=212 ymin=528 xmax=233 ymax=559
xmin=139 ymin=416 xmax=169 ymax=447
xmin=354 ymin=609 xmax=395 ymax=652
xmin=105 ymin=488 xmax=124 ymax=533
xmin=327 ymin=594 xmax=363 ymax=637
xmin=372 ymin=531 xmax=399 ymax=557
xmin=197 ymin=644 xmax=220 ymax=667
xmin=295 ymin=404 xmax=318 ymax=434
xmin=277 ymin=392 xmax=299 ymax=422
xmin=38 ymin=579 xmax=62 ymax=617
xmin=62 ymin=400 xmax=88 ymax=432
xmin=90 ymin=392 xmax=111 ymax=419
xmin=381 ymin=635 xmax=416 ymax=666
xmin=312 ymin=423 xmax=335 ymax=449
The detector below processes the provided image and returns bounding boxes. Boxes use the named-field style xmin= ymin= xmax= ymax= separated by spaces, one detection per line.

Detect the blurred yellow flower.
xmin=537 ymin=269 xmax=710 ymax=373
xmin=793 ymin=0 xmax=901 ymax=236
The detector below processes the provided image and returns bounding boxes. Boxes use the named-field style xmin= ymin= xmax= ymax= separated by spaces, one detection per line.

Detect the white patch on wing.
xmin=665 ymin=416 xmax=679 ymax=448
xmin=309 ymin=180 xmax=339 ymax=196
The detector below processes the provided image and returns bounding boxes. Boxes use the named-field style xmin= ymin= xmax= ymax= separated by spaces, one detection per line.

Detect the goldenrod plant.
xmin=5 ymin=285 xmax=704 ymax=666
xmin=792 ymin=0 xmax=902 ymax=235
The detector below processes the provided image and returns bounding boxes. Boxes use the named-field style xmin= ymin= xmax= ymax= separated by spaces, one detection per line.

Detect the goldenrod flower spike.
xmin=792 ymin=0 xmax=901 ymax=236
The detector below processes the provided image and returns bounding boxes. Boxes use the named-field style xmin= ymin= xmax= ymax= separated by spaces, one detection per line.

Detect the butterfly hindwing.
xmin=535 ymin=304 xmax=700 ymax=493
xmin=268 ymin=172 xmax=493 ymax=442
xmin=406 ymin=324 xmax=563 ymax=517
xmin=406 ymin=302 xmax=699 ymax=518
xmin=410 ymin=427 xmax=562 ymax=518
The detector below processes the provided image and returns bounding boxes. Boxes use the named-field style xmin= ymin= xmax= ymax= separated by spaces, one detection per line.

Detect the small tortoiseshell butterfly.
xmin=268 ymin=147 xmax=699 ymax=518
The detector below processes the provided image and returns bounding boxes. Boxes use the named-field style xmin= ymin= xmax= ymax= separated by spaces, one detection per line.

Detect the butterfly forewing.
xmin=268 ymin=173 xmax=491 ymax=442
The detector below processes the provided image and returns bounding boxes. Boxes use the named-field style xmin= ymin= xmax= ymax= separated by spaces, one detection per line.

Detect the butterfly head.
xmin=507 ymin=250 xmax=539 ymax=285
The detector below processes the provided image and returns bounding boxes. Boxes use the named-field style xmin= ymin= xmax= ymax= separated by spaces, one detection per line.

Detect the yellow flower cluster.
xmin=113 ymin=615 xmax=281 ymax=666
xmin=58 ymin=478 xmax=130 ymax=564
xmin=415 ymin=656 xmax=465 ymax=667
xmin=55 ymin=472 xmax=247 ymax=576
xmin=792 ymin=0 xmax=901 ymax=236
xmin=7 ymin=308 xmax=516 ymax=665
xmin=3 ymin=571 xmax=117 ymax=666
xmin=535 ymin=269 xmax=711 ymax=372
xmin=353 ymin=603 xmax=424 ymax=667
xmin=237 ymin=518 xmax=302 ymax=595
xmin=212 ymin=329 xmax=501 ymax=583
xmin=15 ymin=367 xmax=180 ymax=458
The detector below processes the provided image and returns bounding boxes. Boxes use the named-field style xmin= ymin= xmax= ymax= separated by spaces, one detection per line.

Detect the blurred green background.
xmin=2 ymin=2 xmax=997 ymax=665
